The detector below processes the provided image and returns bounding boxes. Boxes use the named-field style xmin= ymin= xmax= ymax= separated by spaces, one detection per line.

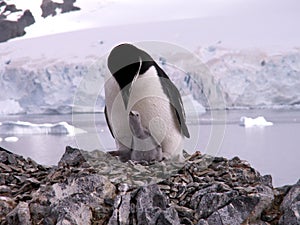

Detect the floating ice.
xmin=0 ymin=121 xmax=86 ymax=136
xmin=240 ymin=116 xmax=273 ymax=127
xmin=4 ymin=137 xmax=19 ymax=142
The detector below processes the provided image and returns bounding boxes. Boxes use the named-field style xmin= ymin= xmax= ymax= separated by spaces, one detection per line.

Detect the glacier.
xmin=0 ymin=0 xmax=299 ymax=115
xmin=196 ymin=46 xmax=300 ymax=109
xmin=0 ymin=42 xmax=300 ymax=115
xmin=0 ymin=57 xmax=107 ymax=114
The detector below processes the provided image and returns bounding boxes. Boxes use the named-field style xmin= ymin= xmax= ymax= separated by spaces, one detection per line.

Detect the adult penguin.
xmin=105 ymin=43 xmax=190 ymax=161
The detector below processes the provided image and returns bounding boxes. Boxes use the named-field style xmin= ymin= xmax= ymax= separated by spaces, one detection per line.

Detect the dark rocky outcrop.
xmin=41 ymin=0 xmax=80 ymax=18
xmin=278 ymin=180 xmax=300 ymax=224
xmin=0 ymin=1 xmax=35 ymax=43
xmin=0 ymin=0 xmax=81 ymax=42
xmin=0 ymin=146 xmax=299 ymax=224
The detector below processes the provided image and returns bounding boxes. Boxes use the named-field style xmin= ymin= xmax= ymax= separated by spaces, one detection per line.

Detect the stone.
xmin=135 ymin=184 xmax=180 ymax=225
xmin=107 ymin=194 xmax=131 ymax=225
xmin=0 ymin=8 xmax=35 ymax=42
xmin=30 ymin=173 xmax=116 ymax=224
xmin=58 ymin=146 xmax=87 ymax=167
xmin=6 ymin=202 xmax=31 ymax=225
xmin=195 ymin=190 xmax=239 ymax=219
xmin=279 ymin=179 xmax=300 ymax=225
xmin=0 ymin=185 xmax=11 ymax=195
xmin=155 ymin=208 xmax=181 ymax=225
xmin=197 ymin=219 xmax=209 ymax=225
xmin=0 ymin=146 xmax=299 ymax=225
xmin=41 ymin=0 xmax=80 ymax=18
xmin=0 ymin=197 xmax=16 ymax=221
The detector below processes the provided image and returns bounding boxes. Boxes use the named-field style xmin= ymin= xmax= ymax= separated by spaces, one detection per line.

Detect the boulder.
xmin=279 ymin=180 xmax=300 ymax=225
xmin=0 ymin=1 xmax=35 ymax=42
xmin=0 ymin=146 xmax=299 ymax=224
xmin=6 ymin=202 xmax=31 ymax=225
xmin=41 ymin=0 xmax=80 ymax=18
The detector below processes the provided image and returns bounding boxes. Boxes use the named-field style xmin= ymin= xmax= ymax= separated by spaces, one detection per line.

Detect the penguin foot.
xmin=107 ymin=149 xmax=131 ymax=162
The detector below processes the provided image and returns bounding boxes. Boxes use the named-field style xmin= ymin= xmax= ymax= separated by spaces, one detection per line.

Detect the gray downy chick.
xmin=129 ymin=111 xmax=163 ymax=162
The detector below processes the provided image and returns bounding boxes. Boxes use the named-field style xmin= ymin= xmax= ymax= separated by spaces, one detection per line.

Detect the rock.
xmin=41 ymin=0 xmax=80 ymax=18
xmin=135 ymin=184 xmax=180 ymax=225
xmin=0 ymin=197 xmax=16 ymax=221
xmin=58 ymin=146 xmax=87 ymax=167
xmin=107 ymin=194 xmax=131 ymax=225
xmin=0 ymin=146 xmax=299 ymax=224
xmin=0 ymin=185 xmax=12 ymax=195
xmin=29 ymin=173 xmax=116 ymax=224
xmin=108 ymin=184 xmax=181 ymax=225
xmin=0 ymin=3 xmax=35 ymax=42
xmin=6 ymin=202 xmax=31 ymax=225
xmin=279 ymin=179 xmax=300 ymax=225
xmin=197 ymin=219 xmax=209 ymax=225
xmin=0 ymin=0 xmax=81 ymax=42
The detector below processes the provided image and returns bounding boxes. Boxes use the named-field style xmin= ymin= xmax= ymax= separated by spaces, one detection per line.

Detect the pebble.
xmin=0 ymin=146 xmax=298 ymax=225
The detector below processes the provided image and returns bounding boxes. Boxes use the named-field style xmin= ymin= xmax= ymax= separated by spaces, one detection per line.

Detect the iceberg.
xmin=239 ymin=116 xmax=273 ymax=127
xmin=0 ymin=121 xmax=86 ymax=136
xmin=4 ymin=136 xmax=19 ymax=142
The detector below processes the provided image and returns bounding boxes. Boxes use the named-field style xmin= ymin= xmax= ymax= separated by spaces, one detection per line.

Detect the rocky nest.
xmin=0 ymin=146 xmax=299 ymax=225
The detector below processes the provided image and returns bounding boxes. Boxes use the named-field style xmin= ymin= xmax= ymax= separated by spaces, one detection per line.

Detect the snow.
xmin=2 ymin=0 xmax=296 ymax=52
xmin=0 ymin=121 xmax=86 ymax=136
xmin=240 ymin=116 xmax=273 ymax=127
xmin=11 ymin=0 xmax=243 ymax=40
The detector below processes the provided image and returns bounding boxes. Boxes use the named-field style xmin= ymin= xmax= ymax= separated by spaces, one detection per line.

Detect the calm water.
xmin=0 ymin=109 xmax=299 ymax=187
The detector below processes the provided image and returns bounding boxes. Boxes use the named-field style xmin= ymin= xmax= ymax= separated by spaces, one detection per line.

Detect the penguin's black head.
xmin=107 ymin=43 xmax=155 ymax=87
xmin=107 ymin=43 xmax=156 ymax=108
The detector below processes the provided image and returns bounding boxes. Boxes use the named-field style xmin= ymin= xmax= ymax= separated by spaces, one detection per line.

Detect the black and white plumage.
xmin=105 ymin=43 xmax=189 ymax=161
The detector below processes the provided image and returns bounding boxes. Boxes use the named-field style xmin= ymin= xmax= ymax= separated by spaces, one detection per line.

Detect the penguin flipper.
xmin=157 ymin=66 xmax=190 ymax=138
xmin=167 ymin=83 xmax=190 ymax=138
xmin=104 ymin=106 xmax=115 ymax=138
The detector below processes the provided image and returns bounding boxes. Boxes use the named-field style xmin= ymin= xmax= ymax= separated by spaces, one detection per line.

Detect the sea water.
xmin=0 ymin=109 xmax=299 ymax=187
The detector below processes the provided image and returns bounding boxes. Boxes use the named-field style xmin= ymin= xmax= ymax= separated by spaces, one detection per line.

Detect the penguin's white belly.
xmin=105 ymin=66 xmax=184 ymax=160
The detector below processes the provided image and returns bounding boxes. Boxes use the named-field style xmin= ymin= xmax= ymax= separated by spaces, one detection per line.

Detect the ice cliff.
xmin=196 ymin=46 xmax=300 ymax=109
xmin=0 ymin=46 xmax=300 ymax=115
xmin=0 ymin=57 xmax=106 ymax=114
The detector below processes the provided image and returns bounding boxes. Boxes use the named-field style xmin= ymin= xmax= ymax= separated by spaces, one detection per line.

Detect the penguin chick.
xmin=129 ymin=110 xmax=163 ymax=162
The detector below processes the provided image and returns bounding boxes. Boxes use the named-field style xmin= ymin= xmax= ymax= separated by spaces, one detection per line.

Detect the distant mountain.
xmin=0 ymin=0 xmax=80 ymax=42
